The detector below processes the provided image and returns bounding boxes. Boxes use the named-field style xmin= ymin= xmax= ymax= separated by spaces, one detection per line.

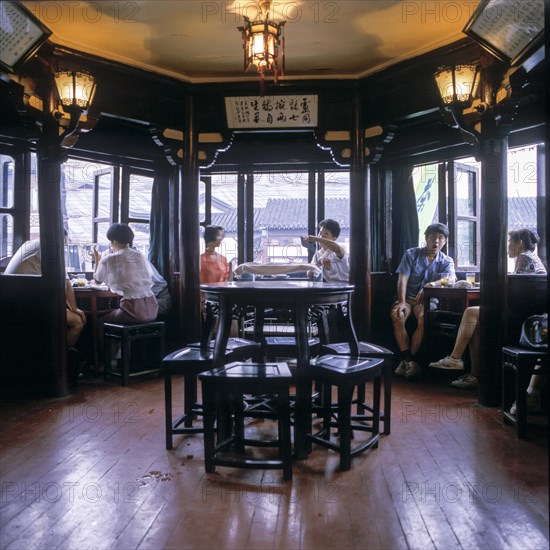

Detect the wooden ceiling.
xmin=21 ymin=0 xmax=479 ymax=83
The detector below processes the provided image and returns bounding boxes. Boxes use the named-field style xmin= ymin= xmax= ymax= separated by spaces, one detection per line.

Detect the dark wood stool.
xmin=502 ymin=346 xmax=548 ymax=439
xmin=103 ymin=321 xmax=165 ymax=386
xmin=188 ymin=337 xmax=264 ymax=361
xmin=264 ymin=336 xmax=320 ymax=361
xmin=199 ymin=362 xmax=294 ymax=480
xmin=321 ymin=342 xmax=393 ymax=434
xmin=163 ymin=339 xmax=262 ymax=450
xmin=309 ymin=355 xmax=383 ymax=471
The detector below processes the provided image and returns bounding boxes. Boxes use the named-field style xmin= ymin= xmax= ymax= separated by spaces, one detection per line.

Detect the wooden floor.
xmin=0 ymin=372 xmax=547 ymax=550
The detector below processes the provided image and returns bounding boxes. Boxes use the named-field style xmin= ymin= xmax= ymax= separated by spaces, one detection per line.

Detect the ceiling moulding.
xmin=161 ymin=130 xmax=225 ymax=143
xmin=355 ymin=32 xmax=466 ymax=81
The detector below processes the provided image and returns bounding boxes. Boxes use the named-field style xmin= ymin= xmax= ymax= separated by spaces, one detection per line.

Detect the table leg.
xmin=293 ymin=303 xmax=312 ymax=459
xmin=201 ymin=302 xmax=216 ymax=353
xmin=212 ymin=296 xmax=233 ymax=367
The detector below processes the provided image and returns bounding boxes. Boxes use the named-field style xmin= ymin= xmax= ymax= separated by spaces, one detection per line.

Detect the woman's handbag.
xmin=519 ymin=313 xmax=548 ymax=349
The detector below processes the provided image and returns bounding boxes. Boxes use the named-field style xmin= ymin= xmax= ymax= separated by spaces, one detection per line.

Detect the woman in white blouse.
xmin=93 ymin=223 xmax=158 ymax=325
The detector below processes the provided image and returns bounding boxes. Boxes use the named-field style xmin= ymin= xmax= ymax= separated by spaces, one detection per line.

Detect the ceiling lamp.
xmin=53 ymin=69 xmax=97 ymax=144
xmin=239 ymin=5 xmax=285 ymax=95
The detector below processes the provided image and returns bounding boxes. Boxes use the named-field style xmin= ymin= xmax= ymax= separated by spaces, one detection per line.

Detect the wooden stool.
xmin=103 ymin=321 xmax=165 ymax=386
xmin=321 ymin=341 xmax=393 ymax=434
xmin=264 ymin=336 xmax=320 ymax=361
xmin=162 ymin=339 xmax=261 ymax=450
xmin=502 ymin=346 xmax=548 ymax=439
xmin=188 ymin=338 xmax=264 ymax=361
xmin=309 ymin=355 xmax=383 ymax=471
xmin=199 ymin=362 xmax=294 ymax=480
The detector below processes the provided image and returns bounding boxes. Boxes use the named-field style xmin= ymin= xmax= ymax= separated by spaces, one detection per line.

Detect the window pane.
xmin=0 ymin=155 xmax=14 ymax=208
xmin=324 ymin=171 xmax=350 ymax=256
xmin=256 ymin=171 xmax=308 ymax=263
xmin=0 ymin=213 xmax=14 ymax=260
xmin=129 ymin=173 xmax=153 ymax=221
xmin=129 ymin=222 xmax=150 ymax=256
xmin=63 ymin=160 xmax=112 ymax=245
xmin=30 ymin=153 xmax=39 ymax=240
xmin=127 ymin=173 xmax=153 ymax=257
xmin=96 ymin=222 xmax=112 ymax=247
xmin=208 ymin=173 xmax=238 ymax=264
xmin=456 ymin=168 xmax=476 ymax=217
xmin=96 ymin=171 xmax=113 ymax=221
xmin=507 ymin=145 xmax=539 ymax=272
xmin=413 ymin=163 xmax=439 ymax=246
xmin=457 ymin=220 xmax=476 ymax=267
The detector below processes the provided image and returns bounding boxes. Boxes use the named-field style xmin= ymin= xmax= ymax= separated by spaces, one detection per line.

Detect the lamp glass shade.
xmin=435 ymin=64 xmax=479 ymax=105
xmin=54 ymin=70 xmax=96 ymax=111
xmin=242 ymin=17 xmax=282 ymax=73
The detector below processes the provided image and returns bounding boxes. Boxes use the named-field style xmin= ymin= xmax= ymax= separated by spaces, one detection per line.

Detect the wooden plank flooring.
xmin=1 ymin=373 xmax=547 ymax=550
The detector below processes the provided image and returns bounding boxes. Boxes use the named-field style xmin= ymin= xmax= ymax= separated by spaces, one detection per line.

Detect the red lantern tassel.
xmin=260 ymin=71 xmax=265 ymax=97
xmin=281 ymin=36 xmax=285 ymax=76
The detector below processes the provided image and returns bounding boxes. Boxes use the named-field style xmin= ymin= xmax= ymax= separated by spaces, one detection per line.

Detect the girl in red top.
xmin=199 ymin=225 xmax=231 ymax=284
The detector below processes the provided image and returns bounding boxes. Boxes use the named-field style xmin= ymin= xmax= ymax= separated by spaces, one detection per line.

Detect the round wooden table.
xmin=200 ymin=280 xmax=358 ymax=459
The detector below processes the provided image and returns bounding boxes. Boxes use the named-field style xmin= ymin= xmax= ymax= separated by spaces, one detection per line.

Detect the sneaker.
xmin=509 ymin=394 xmax=541 ymax=415
xmin=429 ymin=356 xmax=464 ymax=370
xmin=451 ymin=374 xmax=478 ymax=389
xmin=404 ymin=360 xmax=421 ymax=380
xmin=394 ymin=360 xmax=408 ymax=377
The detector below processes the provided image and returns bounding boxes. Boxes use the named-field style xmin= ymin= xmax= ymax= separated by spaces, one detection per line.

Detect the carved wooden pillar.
xmin=476 ymin=62 xmax=518 ymax=407
xmin=37 ymin=122 xmax=68 ymax=397
xmin=179 ymin=92 xmax=201 ymax=343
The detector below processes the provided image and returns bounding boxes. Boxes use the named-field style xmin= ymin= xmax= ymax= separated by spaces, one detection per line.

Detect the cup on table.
xmin=466 ymin=272 xmax=476 ymax=285
xmin=75 ymin=274 xmax=87 ymax=287
xmin=439 ymin=272 xmax=451 ymax=286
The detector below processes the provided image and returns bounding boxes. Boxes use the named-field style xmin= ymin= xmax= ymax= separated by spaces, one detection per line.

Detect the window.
xmin=203 ymin=169 xmax=350 ymax=266
xmin=202 ymin=173 xmax=239 ymax=263
xmin=452 ymin=161 xmax=480 ymax=269
xmin=122 ymin=167 xmax=154 ymax=256
xmin=413 ymin=144 xmax=542 ymax=273
xmin=0 ymin=154 xmax=15 ymax=261
xmin=64 ymin=158 xmax=115 ymax=270
xmin=507 ymin=145 xmax=540 ymax=272
xmin=63 ymin=159 xmax=153 ymax=269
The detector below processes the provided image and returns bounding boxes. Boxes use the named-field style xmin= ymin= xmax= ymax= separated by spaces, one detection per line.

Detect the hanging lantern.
xmin=239 ymin=14 xmax=285 ymax=95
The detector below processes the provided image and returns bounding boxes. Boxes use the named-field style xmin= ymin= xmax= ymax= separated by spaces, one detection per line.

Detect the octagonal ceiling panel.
xmin=22 ymin=0 xmax=480 ymax=82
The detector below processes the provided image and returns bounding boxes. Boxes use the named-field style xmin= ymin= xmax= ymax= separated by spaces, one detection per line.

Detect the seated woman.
xmin=93 ymin=223 xmax=158 ymax=325
xmin=429 ymin=228 xmax=546 ymax=409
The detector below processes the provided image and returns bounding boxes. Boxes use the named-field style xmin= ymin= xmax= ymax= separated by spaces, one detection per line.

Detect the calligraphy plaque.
xmin=463 ymin=0 xmax=544 ymax=66
xmin=0 ymin=1 xmax=51 ymax=73
xmin=225 ymin=95 xmax=318 ymax=129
